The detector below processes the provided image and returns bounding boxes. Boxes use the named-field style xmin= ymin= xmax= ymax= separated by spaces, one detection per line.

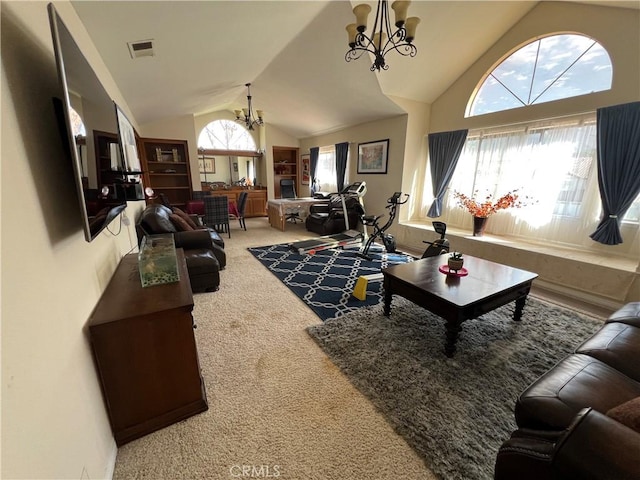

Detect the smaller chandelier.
xmin=234 ymin=83 xmax=264 ymax=130
xmin=345 ymin=0 xmax=420 ymax=72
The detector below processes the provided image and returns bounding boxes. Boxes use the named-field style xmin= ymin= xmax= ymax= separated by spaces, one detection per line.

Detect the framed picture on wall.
xmin=301 ymin=154 xmax=310 ymax=185
xmin=198 ymin=156 xmax=215 ymax=173
xmin=357 ymin=139 xmax=389 ymax=174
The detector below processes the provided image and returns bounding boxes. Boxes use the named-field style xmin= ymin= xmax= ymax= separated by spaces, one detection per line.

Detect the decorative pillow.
xmin=607 ymin=396 xmax=640 ymax=433
xmin=173 ymin=207 xmax=198 ymax=229
xmin=169 ymin=213 xmax=194 ymax=232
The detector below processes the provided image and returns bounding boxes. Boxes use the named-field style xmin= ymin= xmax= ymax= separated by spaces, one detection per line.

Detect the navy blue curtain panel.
xmin=590 ymin=101 xmax=640 ymax=245
xmin=335 ymin=142 xmax=349 ymax=193
xmin=310 ymin=147 xmax=319 ymax=194
xmin=427 ymin=129 xmax=468 ymax=218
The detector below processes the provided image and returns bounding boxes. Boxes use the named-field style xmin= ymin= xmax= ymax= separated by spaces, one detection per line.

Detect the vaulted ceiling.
xmin=71 ymin=1 xmax=637 ymax=139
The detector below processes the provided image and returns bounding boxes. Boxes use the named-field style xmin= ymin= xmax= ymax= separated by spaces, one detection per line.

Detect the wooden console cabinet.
xmin=88 ymin=249 xmax=207 ymax=446
xmin=246 ymin=189 xmax=267 ymax=217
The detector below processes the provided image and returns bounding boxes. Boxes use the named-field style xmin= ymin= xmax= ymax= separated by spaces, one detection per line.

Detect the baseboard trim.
xmin=105 ymin=443 xmax=117 ymax=480
xmin=531 ymin=279 xmax=623 ymax=317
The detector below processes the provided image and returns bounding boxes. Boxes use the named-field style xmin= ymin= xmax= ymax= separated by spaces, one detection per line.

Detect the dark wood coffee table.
xmin=382 ymin=255 xmax=538 ymax=357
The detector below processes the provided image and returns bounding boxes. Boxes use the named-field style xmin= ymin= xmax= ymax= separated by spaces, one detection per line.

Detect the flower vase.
xmin=473 ymin=216 xmax=488 ymax=236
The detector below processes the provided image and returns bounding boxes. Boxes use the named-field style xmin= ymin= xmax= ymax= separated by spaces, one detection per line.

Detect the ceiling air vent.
xmin=127 ymin=40 xmax=155 ymax=59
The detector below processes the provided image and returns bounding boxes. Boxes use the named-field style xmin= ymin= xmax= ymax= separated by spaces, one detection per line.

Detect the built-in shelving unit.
xmin=272 ymin=146 xmax=299 ymax=198
xmin=140 ymin=138 xmax=193 ymax=208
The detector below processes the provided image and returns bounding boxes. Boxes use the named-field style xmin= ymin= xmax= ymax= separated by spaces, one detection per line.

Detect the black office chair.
xmin=280 ymin=179 xmax=302 ymax=224
xmin=236 ymin=191 xmax=248 ymax=231
xmin=280 ymin=179 xmax=295 ymax=198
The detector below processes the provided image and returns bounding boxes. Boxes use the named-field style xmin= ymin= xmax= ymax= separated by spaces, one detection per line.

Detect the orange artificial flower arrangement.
xmin=452 ymin=190 xmax=528 ymax=218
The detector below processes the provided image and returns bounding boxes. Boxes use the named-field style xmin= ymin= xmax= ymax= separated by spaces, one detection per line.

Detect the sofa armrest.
xmin=607 ymin=302 xmax=640 ymax=327
xmin=495 ymin=408 xmax=640 ymax=480
xmin=173 ymin=230 xmax=214 ymax=251
xmin=554 ymin=408 xmax=640 ymax=480
xmin=495 ymin=429 xmax=561 ymax=480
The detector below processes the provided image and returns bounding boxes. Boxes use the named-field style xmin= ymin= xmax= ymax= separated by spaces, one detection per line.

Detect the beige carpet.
xmin=113 ymin=217 xmax=437 ymax=480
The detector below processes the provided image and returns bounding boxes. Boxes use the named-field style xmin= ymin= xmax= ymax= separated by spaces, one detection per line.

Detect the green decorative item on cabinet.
xmin=138 ymin=234 xmax=180 ymax=287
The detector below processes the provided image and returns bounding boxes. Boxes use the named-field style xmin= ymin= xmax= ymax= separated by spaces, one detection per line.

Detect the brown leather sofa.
xmin=495 ymin=302 xmax=640 ymax=480
xmin=136 ymin=204 xmax=226 ymax=292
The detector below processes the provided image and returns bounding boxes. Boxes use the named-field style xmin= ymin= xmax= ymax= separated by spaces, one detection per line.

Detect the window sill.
xmin=401 ymin=220 xmax=638 ymax=273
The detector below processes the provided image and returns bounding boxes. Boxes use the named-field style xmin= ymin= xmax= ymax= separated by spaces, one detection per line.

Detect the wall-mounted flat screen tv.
xmin=48 ymin=3 xmax=129 ymax=242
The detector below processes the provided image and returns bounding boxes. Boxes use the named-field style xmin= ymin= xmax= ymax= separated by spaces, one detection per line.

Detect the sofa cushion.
xmin=173 ymin=207 xmax=199 ymax=229
xmin=607 ymin=396 xmax=640 ymax=433
xmin=139 ymin=204 xmax=177 ymax=234
xmin=169 ymin=213 xmax=194 ymax=232
xmin=515 ymin=354 xmax=640 ymax=430
xmin=576 ymin=321 xmax=640 ymax=382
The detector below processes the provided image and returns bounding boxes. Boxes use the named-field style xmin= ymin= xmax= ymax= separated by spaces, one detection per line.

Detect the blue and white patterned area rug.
xmin=248 ymin=243 xmax=414 ymax=321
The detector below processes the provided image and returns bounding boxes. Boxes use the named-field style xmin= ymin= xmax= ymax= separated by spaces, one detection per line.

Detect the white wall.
xmin=387 ymin=97 xmax=431 ymax=222
xmin=2 ymin=2 xmax=143 ymax=478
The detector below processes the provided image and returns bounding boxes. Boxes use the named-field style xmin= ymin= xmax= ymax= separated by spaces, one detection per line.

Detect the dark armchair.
xmin=495 ymin=407 xmax=640 ymax=480
xmin=136 ymin=204 xmax=226 ymax=292
xmin=305 ymin=194 xmax=362 ymax=235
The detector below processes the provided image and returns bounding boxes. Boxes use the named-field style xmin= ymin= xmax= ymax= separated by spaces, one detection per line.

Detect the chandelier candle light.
xmin=345 ymin=0 xmax=420 ymax=72
xmin=235 ymin=83 xmax=263 ymax=131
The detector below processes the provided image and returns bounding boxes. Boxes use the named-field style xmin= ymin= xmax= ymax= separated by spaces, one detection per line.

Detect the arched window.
xmin=198 ymin=119 xmax=256 ymax=150
xmin=466 ymin=34 xmax=612 ymax=117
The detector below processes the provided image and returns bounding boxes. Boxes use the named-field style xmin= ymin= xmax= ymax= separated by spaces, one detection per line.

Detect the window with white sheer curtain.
xmin=434 ymin=113 xmax=640 ymax=249
xmin=316 ymin=146 xmax=338 ymax=193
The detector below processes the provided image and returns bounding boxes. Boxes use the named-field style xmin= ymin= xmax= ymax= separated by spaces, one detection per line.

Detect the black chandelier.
xmin=345 ymin=0 xmax=420 ymax=72
xmin=234 ymin=83 xmax=263 ymax=130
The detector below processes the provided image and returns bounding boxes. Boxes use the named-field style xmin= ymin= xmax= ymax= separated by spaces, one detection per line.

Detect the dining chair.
xmin=236 ymin=191 xmax=248 ymax=231
xmin=203 ymin=196 xmax=231 ymax=238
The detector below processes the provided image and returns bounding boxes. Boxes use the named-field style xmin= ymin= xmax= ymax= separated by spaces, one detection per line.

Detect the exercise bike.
xmin=421 ymin=221 xmax=450 ymax=258
xmin=358 ymin=192 xmax=409 ymax=259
